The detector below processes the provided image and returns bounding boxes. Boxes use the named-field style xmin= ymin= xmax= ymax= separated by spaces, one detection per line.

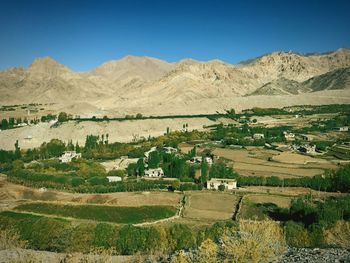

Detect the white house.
xmin=59 ymin=151 xmax=81 ymax=163
xmin=295 ymin=144 xmax=317 ymax=155
xmin=334 ymin=127 xmax=349 ymax=132
xmin=207 ymin=178 xmax=237 ymax=190
xmin=144 ymin=168 xmax=164 ymax=178
xmin=189 ymin=156 xmax=213 ymax=165
xmin=300 ymin=134 xmax=313 ymax=141
xmin=163 ymin=146 xmax=178 ymax=154
xmin=283 ymin=131 xmax=295 ymax=140
xmin=253 ymin=133 xmax=265 ymax=140
xmin=15 ymin=123 xmax=28 ymax=127
xmin=107 ymin=176 xmax=122 ymax=183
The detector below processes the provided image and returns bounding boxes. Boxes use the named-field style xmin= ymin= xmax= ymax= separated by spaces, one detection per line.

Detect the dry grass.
xmin=222 ymin=220 xmax=287 ymax=263
xmin=323 ymin=221 xmax=350 ymax=248
xmin=213 ymin=147 xmax=336 ymax=178
xmin=237 ymin=186 xmax=346 ymax=198
xmin=183 ymin=192 xmax=239 ymax=221
xmin=0 ymin=229 xmax=27 ymax=250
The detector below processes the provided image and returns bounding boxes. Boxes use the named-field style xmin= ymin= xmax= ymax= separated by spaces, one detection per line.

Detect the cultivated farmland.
xmin=15 ymin=202 xmax=177 ymax=224
xmin=182 ymin=191 xmax=239 ymax=222
xmin=212 ymin=147 xmax=337 ymax=178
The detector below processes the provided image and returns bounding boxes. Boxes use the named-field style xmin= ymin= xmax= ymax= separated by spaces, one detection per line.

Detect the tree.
xmin=9 ymin=117 xmax=15 ymax=126
xmin=44 ymin=139 xmax=65 ymax=157
xmin=137 ymin=158 xmax=145 ymax=176
xmin=127 ymin=163 xmax=138 ymax=176
xmin=58 ymin=112 xmax=68 ymax=122
xmin=14 ymin=140 xmax=21 ymax=159
xmin=75 ymin=142 xmax=81 ymax=153
xmin=71 ymin=177 xmax=85 ymax=187
xmin=67 ymin=140 xmax=74 ymax=151
xmin=188 ymin=146 xmax=196 ymax=158
xmin=148 ymin=151 xmax=161 ymax=169
xmin=1 ymin=119 xmax=9 ymax=129
xmin=12 ymin=160 xmax=24 ymax=170
xmin=85 ymin=135 xmax=99 ymax=150
xmin=136 ymin=113 xmax=143 ymax=119
xmin=218 ymin=184 xmax=225 ymax=191
xmin=200 ymin=157 xmax=208 ymax=184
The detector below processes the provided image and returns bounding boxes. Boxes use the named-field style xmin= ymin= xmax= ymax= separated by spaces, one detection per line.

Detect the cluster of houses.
xmin=58 ymin=151 xmax=81 ymax=163
xmin=57 ymin=146 xmax=238 ymax=191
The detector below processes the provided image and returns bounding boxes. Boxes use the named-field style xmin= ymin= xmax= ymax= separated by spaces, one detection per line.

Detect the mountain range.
xmin=1 ymin=48 xmax=350 ymax=116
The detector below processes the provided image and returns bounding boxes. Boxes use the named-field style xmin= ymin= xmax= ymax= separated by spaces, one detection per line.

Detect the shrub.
xmin=222 ymin=220 xmax=287 ymax=263
xmin=323 ymin=220 xmax=350 ymax=248
xmin=196 ymin=238 xmax=219 ymax=263
xmin=284 ymin=221 xmax=311 ymax=247
xmin=0 ymin=229 xmax=27 ymax=250
xmin=88 ymin=176 xmax=109 ymax=186
xmin=71 ymin=176 xmax=85 ymax=187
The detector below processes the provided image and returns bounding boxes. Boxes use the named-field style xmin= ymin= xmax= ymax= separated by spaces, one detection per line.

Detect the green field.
xmin=15 ymin=203 xmax=177 ymax=224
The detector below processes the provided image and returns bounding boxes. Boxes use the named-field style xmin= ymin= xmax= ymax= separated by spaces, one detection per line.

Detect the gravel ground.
xmin=276 ymin=247 xmax=350 ymax=263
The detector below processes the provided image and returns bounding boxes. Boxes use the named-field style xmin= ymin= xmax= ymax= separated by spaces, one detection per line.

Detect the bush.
xmin=284 ymin=221 xmax=311 ymax=247
xmin=71 ymin=177 xmax=85 ymax=187
xmin=88 ymin=176 xmax=109 ymax=186
xmin=58 ymin=112 xmax=68 ymax=122
xmin=222 ymin=220 xmax=287 ymax=263
xmin=323 ymin=220 xmax=350 ymax=248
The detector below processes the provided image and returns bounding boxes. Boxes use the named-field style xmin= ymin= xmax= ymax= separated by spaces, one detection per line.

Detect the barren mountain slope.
xmin=249 ymin=78 xmax=307 ymax=96
xmin=116 ymin=49 xmax=350 ymax=104
xmin=251 ymin=66 xmax=350 ymax=96
xmin=303 ymin=67 xmax=350 ymax=91
xmin=120 ymin=60 xmax=262 ymax=104
xmin=240 ymin=48 xmax=350 ymax=82
xmin=0 ymin=57 xmax=112 ymax=104
xmin=1 ymin=49 xmax=350 ymax=114
xmin=87 ymin=56 xmax=175 ymax=95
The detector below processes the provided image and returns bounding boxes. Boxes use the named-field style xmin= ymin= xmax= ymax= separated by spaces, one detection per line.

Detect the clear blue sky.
xmin=1 ymin=0 xmax=349 ymax=71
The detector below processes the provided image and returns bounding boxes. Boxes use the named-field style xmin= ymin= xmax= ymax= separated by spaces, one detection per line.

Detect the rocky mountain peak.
xmin=28 ymin=57 xmax=71 ymax=77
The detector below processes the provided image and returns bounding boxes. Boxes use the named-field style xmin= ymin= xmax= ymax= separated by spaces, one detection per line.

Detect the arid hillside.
xmin=1 ymin=48 xmax=350 ymax=116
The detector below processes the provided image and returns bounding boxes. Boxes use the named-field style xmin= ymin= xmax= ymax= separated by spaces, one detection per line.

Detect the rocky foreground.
xmin=1 ymin=247 xmax=350 ymax=262
xmin=276 ymin=248 xmax=350 ymax=263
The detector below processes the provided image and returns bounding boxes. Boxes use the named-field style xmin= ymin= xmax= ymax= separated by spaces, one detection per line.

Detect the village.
xmin=0 ymin=104 xmax=349 ymax=262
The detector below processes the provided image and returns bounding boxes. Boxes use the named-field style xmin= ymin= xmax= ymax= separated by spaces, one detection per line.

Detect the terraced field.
xmin=15 ymin=202 xmax=177 ymax=224
xmin=213 ymin=147 xmax=337 ymax=178
xmin=182 ymin=191 xmax=239 ymax=222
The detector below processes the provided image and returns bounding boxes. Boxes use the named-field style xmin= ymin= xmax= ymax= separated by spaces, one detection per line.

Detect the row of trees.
xmin=238 ymin=164 xmax=350 ymax=193
xmin=0 ymin=111 xmax=70 ymax=131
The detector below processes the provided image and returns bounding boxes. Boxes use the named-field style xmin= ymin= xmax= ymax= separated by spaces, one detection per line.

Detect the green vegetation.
xmin=238 ymin=163 xmax=350 ymax=193
xmin=15 ymin=203 xmax=177 ymax=224
xmin=241 ymin=195 xmax=350 ymax=248
xmin=0 ymin=211 xmax=235 ymax=254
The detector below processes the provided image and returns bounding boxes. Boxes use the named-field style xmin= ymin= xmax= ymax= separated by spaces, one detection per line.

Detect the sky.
xmin=0 ymin=0 xmax=350 ymax=71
